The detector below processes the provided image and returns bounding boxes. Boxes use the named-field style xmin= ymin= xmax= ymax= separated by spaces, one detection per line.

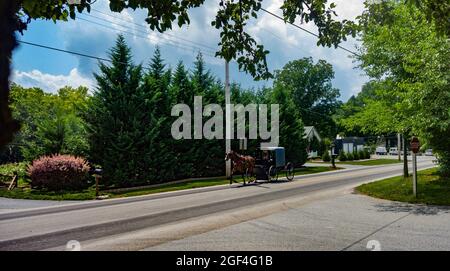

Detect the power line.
xmin=17 ymin=40 xmax=116 ymax=64
xmin=17 ymin=40 xmax=215 ymax=72
xmin=76 ymin=16 xmax=217 ymax=58
xmin=260 ymin=8 xmax=359 ymax=57
xmin=81 ymin=12 xmax=217 ymax=55
xmin=90 ymin=8 xmax=218 ymax=52
xmin=259 ymin=28 xmax=310 ymax=55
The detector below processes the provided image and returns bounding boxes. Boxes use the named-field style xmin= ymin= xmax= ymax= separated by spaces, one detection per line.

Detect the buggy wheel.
xmin=286 ymin=162 xmax=294 ymax=181
xmin=268 ymin=166 xmax=278 ymax=182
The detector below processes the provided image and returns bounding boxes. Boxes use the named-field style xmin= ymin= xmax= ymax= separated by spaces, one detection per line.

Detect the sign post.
xmin=330 ymin=142 xmax=336 ymax=169
xmin=410 ymin=137 xmax=420 ymax=197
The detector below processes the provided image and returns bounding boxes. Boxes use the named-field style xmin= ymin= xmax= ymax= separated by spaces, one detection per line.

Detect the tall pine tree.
xmin=141 ymin=47 xmax=176 ymax=181
xmin=270 ymin=86 xmax=308 ymax=166
xmin=87 ymin=35 xmax=153 ymax=187
xmin=190 ymin=53 xmax=225 ymax=176
xmin=169 ymin=61 xmax=196 ymax=178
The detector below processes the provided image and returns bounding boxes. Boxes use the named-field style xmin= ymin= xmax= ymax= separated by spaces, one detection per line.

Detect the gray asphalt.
xmin=0 ymin=198 xmax=80 ymax=214
xmin=0 ymin=158 xmax=438 ymax=251
xmin=145 ymin=193 xmax=450 ymax=251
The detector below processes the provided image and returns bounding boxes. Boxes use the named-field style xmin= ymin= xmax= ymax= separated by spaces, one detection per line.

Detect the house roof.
xmin=259 ymin=146 xmax=285 ymax=151
xmin=303 ymin=126 xmax=321 ymax=142
xmin=340 ymin=137 xmax=365 ymax=144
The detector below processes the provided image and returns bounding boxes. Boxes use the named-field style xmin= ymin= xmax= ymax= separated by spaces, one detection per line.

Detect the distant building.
xmin=333 ymin=136 xmax=365 ymax=155
xmin=304 ymin=126 xmax=322 ymax=158
xmin=304 ymin=126 xmax=321 ymax=142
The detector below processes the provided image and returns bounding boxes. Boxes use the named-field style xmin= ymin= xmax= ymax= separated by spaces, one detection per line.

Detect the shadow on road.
xmin=373 ymin=202 xmax=450 ymax=216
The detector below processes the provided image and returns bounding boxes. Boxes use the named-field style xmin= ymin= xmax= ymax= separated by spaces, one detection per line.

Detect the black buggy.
xmin=253 ymin=147 xmax=295 ymax=182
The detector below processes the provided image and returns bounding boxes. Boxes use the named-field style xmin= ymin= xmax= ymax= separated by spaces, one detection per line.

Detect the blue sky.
xmin=11 ymin=0 xmax=369 ymax=101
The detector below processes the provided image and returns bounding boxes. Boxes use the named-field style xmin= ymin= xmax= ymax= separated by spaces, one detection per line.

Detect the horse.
xmin=225 ymin=150 xmax=255 ymax=183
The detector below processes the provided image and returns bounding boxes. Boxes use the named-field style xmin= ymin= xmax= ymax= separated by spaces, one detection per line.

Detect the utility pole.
xmin=397 ymin=133 xmax=401 ymax=161
xmin=225 ymin=61 xmax=231 ymax=178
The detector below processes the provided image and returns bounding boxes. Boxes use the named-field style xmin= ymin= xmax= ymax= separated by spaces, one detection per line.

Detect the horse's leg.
xmin=242 ymin=172 xmax=246 ymax=186
xmin=249 ymin=165 xmax=255 ymax=183
xmin=229 ymin=164 xmax=233 ymax=185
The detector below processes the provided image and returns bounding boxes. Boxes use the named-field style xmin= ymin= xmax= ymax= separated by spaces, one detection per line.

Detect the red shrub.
xmin=28 ymin=154 xmax=91 ymax=191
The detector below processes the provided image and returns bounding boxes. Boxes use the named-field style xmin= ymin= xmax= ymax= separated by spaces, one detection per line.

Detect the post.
xmin=410 ymin=136 xmax=420 ymax=198
xmin=95 ymin=175 xmax=99 ymax=197
xmin=412 ymin=152 xmax=417 ymax=197
xmin=397 ymin=133 xmax=401 ymax=161
xmin=403 ymin=134 xmax=408 ymax=177
xmin=225 ymin=60 xmax=231 ymax=178
xmin=331 ymin=143 xmax=336 ymax=168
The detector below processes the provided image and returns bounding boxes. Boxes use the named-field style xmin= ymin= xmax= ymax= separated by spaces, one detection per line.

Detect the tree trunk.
xmin=403 ymin=134 xmax=409 ymax=177
xmin=0 ymin=0 xmax=20 ymax=148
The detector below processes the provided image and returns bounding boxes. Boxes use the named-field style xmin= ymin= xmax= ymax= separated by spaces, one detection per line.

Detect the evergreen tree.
xmin=171 ymin=61 xmax=193 ymax=105
xmin=141 ymin=47 xmax=175 ymax=181
xmin=189 ymin=53 xmax=224 ymax=176
xmin=169 ymin=61 xmax=195 ymax=178
xmin=270 ymin=86 xmax=308 ymax=166
xmin=87 ymin=35 xmax=148 ymax=187
xmin=191 ymin=53 xmax=212 ymax=97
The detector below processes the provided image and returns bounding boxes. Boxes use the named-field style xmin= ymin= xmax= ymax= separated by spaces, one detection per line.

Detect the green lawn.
xmin=338 ymin=159 xmax=402 ymax=166
xmin=356 ymin=167 xmax=450 ymax=205
xmin=312 ymin=159 xmax=402 ymax=166
xmin=0 ymin=166 xmax=341 ymax=200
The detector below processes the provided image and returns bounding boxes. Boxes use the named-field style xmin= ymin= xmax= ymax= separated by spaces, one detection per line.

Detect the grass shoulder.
xmin=311 ymin=159 xmax=402 ymax=166
xmin=0 ymin=165 xmax=341 ymax=200
xmin=356 ymin=167 xmax=450 ymax=205
xmin=109 ymin=166 xmax=341 ymax=198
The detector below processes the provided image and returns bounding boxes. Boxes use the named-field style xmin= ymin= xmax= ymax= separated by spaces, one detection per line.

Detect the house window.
xmin=343 ymin=143 xmax=353 ymax=153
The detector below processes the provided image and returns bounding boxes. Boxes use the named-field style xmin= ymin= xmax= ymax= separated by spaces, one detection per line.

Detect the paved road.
xmin=0 ymin=158 xmax=437 ymax=251
xmin=145 ymin=193 xmax=450 ymax=251
xmin=0 ymin=198 xmax=81 ymax=214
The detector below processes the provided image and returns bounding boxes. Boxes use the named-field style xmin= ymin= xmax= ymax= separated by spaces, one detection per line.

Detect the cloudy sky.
xmin=12 ymin=0 xmax=369 ymax=101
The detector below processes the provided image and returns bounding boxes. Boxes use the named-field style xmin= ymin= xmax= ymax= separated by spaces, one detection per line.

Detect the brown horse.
xmin=225 ymin=150 xmax=255 ymax=183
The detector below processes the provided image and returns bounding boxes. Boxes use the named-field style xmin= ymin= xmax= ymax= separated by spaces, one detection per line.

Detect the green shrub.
xmin=0 ymin=162 xmax=29 ymax=185
xmin=347 ymin=152 xmax=354 ymax=161
xmin=358 ymin=150 xmax=365 ymax=160
xmin=322 ymin=151 xmax=331 ymax=162
xmin=437 ymin=152 xmax=450 ymax=177
xmin=28 ymin=154 xmax=90 ymax=191
xmin=0 ymin=162 xmax=28 ymax=178
xmin=365 ymin=149 xmax=371 ymax=159
xmin=338 ymin=150 xmax=347 ymax=162
xmin=353 ymin=151 xmax=360 ymax=160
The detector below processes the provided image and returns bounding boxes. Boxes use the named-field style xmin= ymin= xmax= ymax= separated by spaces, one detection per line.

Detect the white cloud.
xmin=333 ymin=0 xmax=366 ymax=21
xmin=245 ymin=0 xmax=367 ymax=98
xmin=48 ymin=0 xmax=367 ymax=98
xmin=12 ymin=68 xmax=95 ymax=93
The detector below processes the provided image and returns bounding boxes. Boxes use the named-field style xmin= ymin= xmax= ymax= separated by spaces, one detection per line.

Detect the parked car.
xmin=424 ymin=149 xmax=433 ymax=156
xmin=389 ymin=147 xmax=398 ymax=155
xmin=376 ymin=147 xmax=387 ymax=155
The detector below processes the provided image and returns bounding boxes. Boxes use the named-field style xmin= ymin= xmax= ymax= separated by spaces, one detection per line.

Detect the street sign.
xmin=410 ymin=137 xmax=420 ymax=153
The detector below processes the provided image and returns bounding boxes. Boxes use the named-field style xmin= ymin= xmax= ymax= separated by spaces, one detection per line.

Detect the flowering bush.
xmin=28 ymin=155 xmax=90 ymax=191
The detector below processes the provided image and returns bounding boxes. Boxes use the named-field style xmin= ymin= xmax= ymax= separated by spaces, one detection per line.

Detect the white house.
xmin=304 ymin=126 xmax=322 ymax=158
